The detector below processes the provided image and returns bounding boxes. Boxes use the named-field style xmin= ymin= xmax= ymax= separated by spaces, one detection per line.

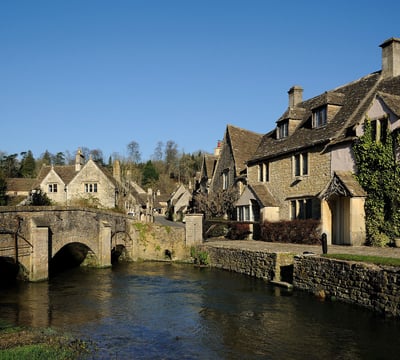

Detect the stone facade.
xmin=293 ymin=255 xmax=400 ymax=317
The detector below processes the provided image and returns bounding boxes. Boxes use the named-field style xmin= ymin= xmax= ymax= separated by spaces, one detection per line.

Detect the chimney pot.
xmin=380 ymin=37 xmax=400 ymax=78
xmin=288 ymin=86 xmax=303 ymax=108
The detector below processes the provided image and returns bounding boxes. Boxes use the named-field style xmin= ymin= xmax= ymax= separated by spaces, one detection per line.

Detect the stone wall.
xmin=199 ymin=244 xmax=400 ymax=317
xmin=293 ymin=255 xmax=400 ymax=317
xmin=198 ymin=245 xmax=290 ymax=281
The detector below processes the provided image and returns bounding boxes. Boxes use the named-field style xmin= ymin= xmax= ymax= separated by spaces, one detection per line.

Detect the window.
xmin=258 ymin=162 xmax=269 ymax=182
xmin=238 ymin=206 xmax=251 ymax=221
xmin=84 ymin=183 xmax=98 ymax=193
xmin=278 ymin=120 xmax=289 ymax=139
xmin=312 ymin=107 xmax=327 ymax=128
xmin=48 ymin=184 xmax=58 ymax=193
xmin=293 ymin=153 xmax=308 ymax=177
xmin=222 ymin=170 xmax=229 ymax=190
xmin=371 ymin=118 xmax=388 ymax=143
xmin=290 ymin=199 xmax=313 ymax=219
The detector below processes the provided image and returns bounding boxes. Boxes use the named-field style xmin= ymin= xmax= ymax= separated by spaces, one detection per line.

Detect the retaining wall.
xmin=293 ymin=255 xmax=400 ymax=317
xmin=200 ymin=244 xmax=400 ymax=317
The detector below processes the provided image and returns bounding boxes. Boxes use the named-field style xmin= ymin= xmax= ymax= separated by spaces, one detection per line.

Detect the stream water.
xmin=1 ymin=262 xmax=400 ymax=359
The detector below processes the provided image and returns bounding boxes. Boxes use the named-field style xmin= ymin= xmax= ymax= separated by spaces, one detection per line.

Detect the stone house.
xmin=167 ymin=184 xmax=192 ymax=222
xmin=197 ymin=141 xmax=221 ymax=194
xmin=239 ymin=37 xmax=400 ymax=246
xmin=209 ymin=124 xmax=263 ymax=198
xmin=34 ymin=149 xmax=119 ymax=208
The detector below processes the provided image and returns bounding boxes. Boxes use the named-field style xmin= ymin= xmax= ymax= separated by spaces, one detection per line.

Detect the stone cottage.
xmin=239 ymin=37 xmax=400 ymax=245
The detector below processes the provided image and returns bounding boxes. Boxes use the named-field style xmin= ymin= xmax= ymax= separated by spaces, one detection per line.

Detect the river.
xmin=1 ymin=262 xmax=400 ymax=359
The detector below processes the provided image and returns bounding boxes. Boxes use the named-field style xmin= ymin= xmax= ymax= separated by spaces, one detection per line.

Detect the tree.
xmin=142 ymin=160 xmax=159 ymax=188
xmin=353 ymin=118 xmax=400 ymax=246
xmin=19 ymin=150 xmax=36 ymax=178
xmin=30 ymin=188 xmax=52 ymax=206
xmin=165 ymin=140 xmax=178 ymax=177
xmin=0 ymin=172 xmax=8 ymax=205
xmin=53 ymin=152 xmax=65 ymax=165
xmin=0 ymin=153 xmax=19 ymax=178
xmin=89 ymin=149 xmax=104 ymax=165
xmin=41 ymin=150 xmax=52 ymax=165
xmin=193 ymin=187 xmax=238 ymax=218
xmin=127 ymin=141 xmax=141 ymax=164
xmin=152 ymin=141 xmax=164 ymax=161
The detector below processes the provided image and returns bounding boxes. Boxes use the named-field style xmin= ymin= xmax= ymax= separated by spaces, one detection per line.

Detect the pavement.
xmin=203 ymin=238 xmax=400 ymax=259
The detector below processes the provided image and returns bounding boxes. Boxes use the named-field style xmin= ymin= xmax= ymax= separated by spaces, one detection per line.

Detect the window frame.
xmin=293 ymin=152 xmax=309 ymax=177
xmin=258 ymin=162 xmax=270 ymax=182
xmin=48 ymin=183 xmax=58 ymax=193
xmin=312 ymin=106 xmax=327 ymax=128
xmin=84 ymin=182 xmax=98 ymax=193
xmin=290 ymin=198 xmax=313 ymax=220
xmin=278 ymin=120 xmax=289 ymax=139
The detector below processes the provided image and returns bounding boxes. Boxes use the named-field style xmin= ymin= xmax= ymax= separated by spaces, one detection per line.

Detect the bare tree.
xmin=127 ymin=141 xmax=141 ymax=164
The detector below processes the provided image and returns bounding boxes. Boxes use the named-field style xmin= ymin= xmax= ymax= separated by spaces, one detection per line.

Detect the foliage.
xmin=30 ymin=188 xmax=52 ymax=206
xmin=194 ymin=187 xmax=238 ymax=219
xmin=141 ymin=160 xmax=159 ymax=188
xmin=19 ymin=150 xmax=36 ymax=177
xmin=227 ymin=222 xmax=252 ymax=240
xmin=190 ymin=246 xmax=210 ymax=266
xmin=353 ymin=118 xmax=400 ymax=246
xmin=260 ymin=219 xmax=321 ymax=244
xmin=0 ymin=174 xmax=8 ymax=205
xmin=323 ymin=253 xmax=400 ymax=267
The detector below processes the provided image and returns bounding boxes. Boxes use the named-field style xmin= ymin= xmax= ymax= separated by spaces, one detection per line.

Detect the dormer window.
xmin=278 ymin=120 xmax=289 ymax=139
xmin=312 ymin=106 xmax=327 ymax=128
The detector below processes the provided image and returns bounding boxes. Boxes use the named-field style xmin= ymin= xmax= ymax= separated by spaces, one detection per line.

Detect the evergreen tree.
xmin=142 ymin=160 xmax=159 ymax=188
xmin=19 ymin=150 xmax=36 ymax=178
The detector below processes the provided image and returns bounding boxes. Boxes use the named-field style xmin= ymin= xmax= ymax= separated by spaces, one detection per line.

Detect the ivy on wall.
xmin=353 ymin=117 xmax=400 ymax=246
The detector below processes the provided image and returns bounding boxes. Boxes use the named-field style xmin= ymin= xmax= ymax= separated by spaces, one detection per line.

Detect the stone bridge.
xmin=0 ymin=207 xmax=203 ymax=281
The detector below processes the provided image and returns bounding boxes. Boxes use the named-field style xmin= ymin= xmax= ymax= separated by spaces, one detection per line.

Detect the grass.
xmin=323 ymin=253 xmax=400 ymax=266
xmin=0 ymin=344 xmax=76 ymax=360
xmin=0 ymin=326 xmax=92 ymax=360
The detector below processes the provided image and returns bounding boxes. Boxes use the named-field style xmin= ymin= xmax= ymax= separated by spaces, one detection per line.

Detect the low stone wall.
xmin=198 ymin=245 xmax=290 ymax=281
xmin=199 ymin=244 xmax=400 ymax=317
xmin=293 ymin=255 xmax=400 ymax=317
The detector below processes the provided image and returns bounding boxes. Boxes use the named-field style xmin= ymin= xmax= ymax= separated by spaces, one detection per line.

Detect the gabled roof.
xmin=35 ymin=165 xmax=76 ymax=187
xmin=203 ymin=154 xmax=217 ymax=179
xmin=226 ymin=124 xmax=263 ymax=173
xmin=319 ymin=171 xmax=367 ymax=200
xmin=250 ymin=184 xmax=278 ymax=207
xmin=377 ymin=91 xmax=400 ymax=117
xmin=250 ymin=72 xmax=400 ymax=163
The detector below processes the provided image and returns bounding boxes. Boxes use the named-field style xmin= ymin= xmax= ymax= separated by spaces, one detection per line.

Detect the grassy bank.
xmin=323 ymin=253 xmax=400 ymax=267
xmin=0 ymin=325 xmax=92 ymax=359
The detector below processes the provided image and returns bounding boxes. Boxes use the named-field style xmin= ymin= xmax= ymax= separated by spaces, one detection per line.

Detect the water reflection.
xmin=1 ymin=262 xmax=400 ymax=359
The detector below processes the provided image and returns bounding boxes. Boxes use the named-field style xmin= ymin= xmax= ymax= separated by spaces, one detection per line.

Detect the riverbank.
xmin=0 ymin=325 xmax=92 ymax=359
xmin=200 ymin=238 xmax=400 ymax=317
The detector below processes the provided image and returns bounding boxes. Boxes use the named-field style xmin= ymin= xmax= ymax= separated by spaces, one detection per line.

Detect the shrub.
xmin=260 ymin=219 xmax=321 ymax=245
xmin=227 ymin=222 xmax=251 ymax=240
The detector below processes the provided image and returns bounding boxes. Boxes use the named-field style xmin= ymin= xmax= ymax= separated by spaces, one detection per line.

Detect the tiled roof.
xmin=204 ymin=154 xmax=217 ymax=179
xmin=35 ymin=165 xmax=76 ymax=187
xmin=6 ymin=178 xmax=36 ymax=192
xmin=227 ymin=124 xmax=263 ymax=173
xmin=250 ymin=72 xmax=400 ymax=163
xmin=250 ymin=183 xmax=278 ymax=207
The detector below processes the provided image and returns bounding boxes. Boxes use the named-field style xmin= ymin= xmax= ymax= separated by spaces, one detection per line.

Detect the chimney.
xmin=214 ymin=140 xmax=222 ymax=156
xmin=75 ymin=149 xmax=84 ymax=171
xmin=380 ymin=37 xmax=400 ymax=78
xmin=288 ymin=86 xmax=303 ymax=108
xmin=113 ymin=159 xmax=121 ymax=182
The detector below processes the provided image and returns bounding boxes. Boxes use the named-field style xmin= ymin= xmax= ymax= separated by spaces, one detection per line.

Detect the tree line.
xmin=0 ymin=140 xmax=206 ymax=204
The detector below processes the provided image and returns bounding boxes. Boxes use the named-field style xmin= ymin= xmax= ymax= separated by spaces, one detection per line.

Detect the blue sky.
xmin=1 ymin=0 xmax=400 ymax=162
